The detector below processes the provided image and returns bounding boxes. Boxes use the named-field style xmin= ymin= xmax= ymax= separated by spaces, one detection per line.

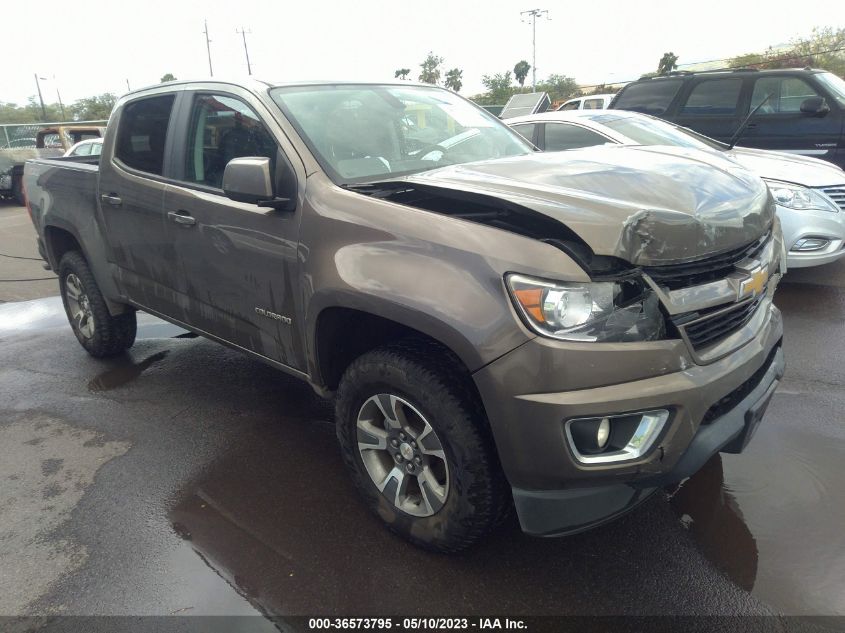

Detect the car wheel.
xmin=336 ymin=341 xmax=510 ymax=552
xmin=59 ymin=251 xmax=136 ymax=357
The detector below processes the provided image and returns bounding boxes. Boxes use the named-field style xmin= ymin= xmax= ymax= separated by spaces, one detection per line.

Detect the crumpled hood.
xmin=399 ymin=145 xmax=774 ymax=265
xmin=727 ymin=146 xmax=845 ymax=188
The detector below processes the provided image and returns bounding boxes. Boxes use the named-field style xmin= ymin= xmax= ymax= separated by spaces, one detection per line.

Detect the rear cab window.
xmin=114 ymin=95 xmax=176 ymax=175
xmin=511 ymin=123 xmax=537 ymax=144
xmin=544 ymin=123 xmax=610 ymax=151
xmin=612 ymin=79 xmax=683 ymax=115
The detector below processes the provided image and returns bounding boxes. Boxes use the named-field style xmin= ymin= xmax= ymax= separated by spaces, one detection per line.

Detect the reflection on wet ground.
xmin=2 ymin=270 xmax=845 ymax=617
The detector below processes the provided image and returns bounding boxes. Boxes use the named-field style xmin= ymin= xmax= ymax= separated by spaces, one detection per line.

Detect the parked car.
xmin=609 ymin=68 xmax=845 ymax=169
xmin=508 ymin=109 xmax=845 ymax=268
xmin=24 ymin=79 xmax=784 ymax=552
xmin=65 ymin=138 xmax=104 ymax=157
xmin=1 ymin=124 xmax=105 ymax=203
xmin=557 ymin=93 xmax=615 ymax=111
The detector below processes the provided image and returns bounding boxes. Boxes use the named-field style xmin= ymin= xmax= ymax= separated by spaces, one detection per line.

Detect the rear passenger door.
xmin=162 ymin=89 xmax=305 ymax=368
xmin=673 ymin=77 xmax=747 ymax=143
xmin=738 ymin=74 xmax=842 ymax=158
xmin=98 ymin=93 xmax=183 ymax=316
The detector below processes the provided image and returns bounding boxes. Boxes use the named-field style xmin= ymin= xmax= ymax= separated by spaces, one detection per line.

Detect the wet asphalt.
xmin=1 ymin=201 xmax=844 ymax=622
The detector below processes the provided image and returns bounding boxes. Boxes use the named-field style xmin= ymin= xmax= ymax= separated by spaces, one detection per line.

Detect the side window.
xmin=680 ymin=79 xmax=743 ymax=115
xmin=91 ymin=142 xmax=103 ymax=156
xmin=184 ymin=94 xmax=277 ymax=189
xmin=72 ymin=143 xmax=92 ymax=156
xmin=115 ymin=95 xmax=175 ymax=175
xmin=612 ymin=79 xmax=683 ymax=115
xmin=752 ymin=77 xmax=820 ymax=114
xmin=560 ymin=101 xmax=581 ymax=111
xmin=510 ymin=123 xmax=536 ymax=144
xmin=583 ymin=98 xmax=604 ymax=110
xmin=544 ymin=123 xmax=610 ymax=151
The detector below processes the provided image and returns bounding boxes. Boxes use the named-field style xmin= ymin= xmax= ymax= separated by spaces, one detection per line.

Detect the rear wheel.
xmin=336 ymin=342 xmax=510 ymax=552
xmin=58 ymin=251 xmax=136 ymax=357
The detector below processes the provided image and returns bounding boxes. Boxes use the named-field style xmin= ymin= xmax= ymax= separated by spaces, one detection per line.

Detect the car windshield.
xmin=815 ymin=72 xmax=845 ymax=108
xmin=587 ymin=113 xmax=726 ymax=150
xmin=270 ymin=84 xmax=532 ymax=184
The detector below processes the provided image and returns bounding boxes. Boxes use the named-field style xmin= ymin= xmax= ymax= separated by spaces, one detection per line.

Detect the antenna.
xmin=236 ymin=27 xmax=253 ymax=75
xmin=520 ymin=9 xmax=550 ymax=91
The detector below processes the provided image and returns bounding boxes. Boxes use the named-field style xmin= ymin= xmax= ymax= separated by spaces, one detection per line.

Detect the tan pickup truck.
xmin=1 ymin=124 xmax=105 ymax=203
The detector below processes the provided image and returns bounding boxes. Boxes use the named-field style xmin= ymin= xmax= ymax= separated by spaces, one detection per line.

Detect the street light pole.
xmin=236 ymin=27 xmax=252 ymax=75
xmin=34 ymin=74 xmax=47 ymax=120
xmin=203 ymin=19 xmax=214 ymax=77
xmin=520 ymin=8 xmax=549 ymax=92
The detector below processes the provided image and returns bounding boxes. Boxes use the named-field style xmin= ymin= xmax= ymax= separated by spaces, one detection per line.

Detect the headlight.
xmin=506 ymin=274 xmax=664 ymax=342
xmin=763 ymin=179 xmax=839 ymax=212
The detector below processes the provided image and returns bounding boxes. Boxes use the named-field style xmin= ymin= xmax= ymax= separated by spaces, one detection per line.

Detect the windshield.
xmin=270 ymin=84 xmax=531 ymax=184
xmin=815 ymin=72 xmax=845 ymax=108
xmin=587 ymin=113 xmax=726 ymax=150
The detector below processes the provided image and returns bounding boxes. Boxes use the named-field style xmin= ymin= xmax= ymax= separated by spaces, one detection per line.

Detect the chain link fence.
xmin=1 ymin=121 xmax=107 ymax=149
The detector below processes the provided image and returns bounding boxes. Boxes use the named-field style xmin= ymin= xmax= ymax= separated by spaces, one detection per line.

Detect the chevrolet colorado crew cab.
xmin=23 ymin=79 xmax=785 ymax=552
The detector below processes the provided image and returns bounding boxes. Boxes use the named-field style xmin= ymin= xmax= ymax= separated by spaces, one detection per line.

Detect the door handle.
xmin=167 ymin=211 xmax=197 ymax=226
xmin=746 ymin=123 xmax=758 ymax=130
xmin=100 ymin=193 xmax=122 ymax=206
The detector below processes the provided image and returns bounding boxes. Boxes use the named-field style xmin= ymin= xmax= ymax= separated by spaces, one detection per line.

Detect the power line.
xmin=236 ymin=27 xmax=252 ymax=75
xmin=203 ymin=19 xmax=214 ymax=77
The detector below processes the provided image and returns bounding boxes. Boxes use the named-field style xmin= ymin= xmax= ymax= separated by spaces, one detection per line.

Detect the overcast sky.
xmin=4 ymin=0 xmax=844 ymax=107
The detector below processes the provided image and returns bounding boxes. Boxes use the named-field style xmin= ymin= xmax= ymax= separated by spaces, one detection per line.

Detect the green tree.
xmin=444 ymin=68 xmax=463 ymax=92
xmin=729 ymin=27 xmax=845 ymax=77
xmin=160 ymin=73 xmax=177 ymax=83
xmin=419 ymin=52 xmax=445 ymax=84
xmin=477 ymin=71 xmax=514 ymax=104
xmin=657 ymin=52 xmax=679 ymax=75
xmin=513 ymin=60 xmax=531 ymax=87
xmin=536 ymin=74 xmax=580 ymax=102
xmin=69 ymin=93 xmax=117 ymax=121
xmin=394 ymin=68 xmax=411 ymax=80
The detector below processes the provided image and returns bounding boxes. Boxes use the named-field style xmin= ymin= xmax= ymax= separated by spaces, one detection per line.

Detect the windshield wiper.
xmin=728 ymin=93 xmax=773 ymax=150
xmin=342 ymin=182 xmax=413 ymax=198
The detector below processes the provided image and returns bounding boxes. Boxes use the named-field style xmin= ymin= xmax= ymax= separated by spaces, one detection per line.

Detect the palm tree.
xmin=513 ymin=61 xmax=531 ymax=88
xmin=394 ymin=68 xmax=411 ymax=80
xmin=444 ymin=68 xmax=463 ymax=93
xmin=657 ymin=52 xmax=679 ymax=75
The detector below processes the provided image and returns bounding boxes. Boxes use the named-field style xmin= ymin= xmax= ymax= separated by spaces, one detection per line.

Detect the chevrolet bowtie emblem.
xmin=739 ymin=266 xmax=769 ymax=300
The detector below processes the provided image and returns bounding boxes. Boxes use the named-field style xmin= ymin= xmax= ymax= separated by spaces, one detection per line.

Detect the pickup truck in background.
xmin=1 ymin=123 xmax=105 ymax=203
xmin=23 ymin=79 xmax=785 ymax=552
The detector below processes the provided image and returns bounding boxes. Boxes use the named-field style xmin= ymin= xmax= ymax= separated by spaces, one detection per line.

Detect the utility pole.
xmin=52 ymin=76 xmax=66 ymax=120
xmin=126 ymin=79 xmax=131 ymax=91
xmin=34 ymin=74 xmax=47 ymax=120
xmin=203 ymin=19 xmax=214 ymax=76
xmin=236 ymin=27 xmax=252 ymax=75
xmin=520 ymin=8 xmax=549 ymax=91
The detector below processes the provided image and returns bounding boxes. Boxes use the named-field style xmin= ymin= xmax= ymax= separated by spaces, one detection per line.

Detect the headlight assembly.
xmin=506 ymin=274 xmax=664 ymax=342
xmin=763 ymin=179 xmax=839 ymax=212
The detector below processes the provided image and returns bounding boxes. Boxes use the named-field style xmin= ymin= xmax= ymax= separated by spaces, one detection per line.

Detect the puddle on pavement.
xmin=88 ymin=350 xmax=169 ymax=392
xmin=669 ymin=393 xmax=845 ymax=615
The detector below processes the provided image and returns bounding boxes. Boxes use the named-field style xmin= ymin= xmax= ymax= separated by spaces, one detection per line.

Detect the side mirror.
xmin=222 ymin=157 xmax=274 ymax=204
xmin=222 ymin=156 xmax=296 ymax=210
xmin=800 ymin=96 xmax=830 ymax=116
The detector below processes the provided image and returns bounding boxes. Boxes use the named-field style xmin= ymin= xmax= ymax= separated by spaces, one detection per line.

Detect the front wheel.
xmin=59 ymin=251 xmax=136 ymax=357
xmin=336 ymin=343 xmax=510 ymax=552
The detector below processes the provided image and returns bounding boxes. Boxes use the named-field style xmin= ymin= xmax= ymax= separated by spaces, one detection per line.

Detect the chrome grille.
xmin=674 ymin=296 xmax=764 ymax=351
xmin=822 ymin=186 xmax=845 ymax=212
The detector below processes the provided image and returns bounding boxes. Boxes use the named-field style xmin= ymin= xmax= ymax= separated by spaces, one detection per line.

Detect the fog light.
xmin=565 ymin=410 xmax=670 ymax=465
xmin=596 ymin=417 xmax=610 ymax=448
xmin=791 ymin=237 xmax=830 ymax=252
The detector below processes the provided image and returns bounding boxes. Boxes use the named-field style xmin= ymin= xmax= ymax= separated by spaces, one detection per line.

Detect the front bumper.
xmin=778 ymin=203 xmax=845 ymax=268
xmin=473 ymin=300 xmax=784 ymax=537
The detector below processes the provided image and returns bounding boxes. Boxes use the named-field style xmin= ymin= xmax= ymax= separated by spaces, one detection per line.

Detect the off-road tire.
xmin=58 ymin=251 xmax=136 ymax=357
xmin=336 ymin=341 xmax=510 ymax=552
